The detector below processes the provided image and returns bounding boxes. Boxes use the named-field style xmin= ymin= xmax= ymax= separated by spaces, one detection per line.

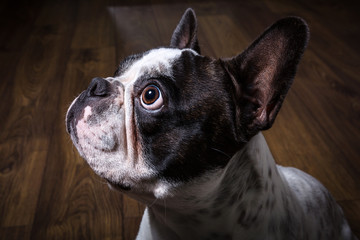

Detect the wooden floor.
xmin=0 ymin=0 xmax=359 ymax=239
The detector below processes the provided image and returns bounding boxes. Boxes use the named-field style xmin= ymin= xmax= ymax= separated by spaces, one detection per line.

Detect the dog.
xmin=66 ymin=8 xmax=357 ymax=240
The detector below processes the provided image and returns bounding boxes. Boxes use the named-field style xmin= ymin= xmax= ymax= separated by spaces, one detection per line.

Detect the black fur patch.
xmin=135 ymin=51 xmax=240 ymax=182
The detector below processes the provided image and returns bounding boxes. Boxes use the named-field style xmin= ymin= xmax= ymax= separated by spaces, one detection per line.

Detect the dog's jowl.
xmin=66 ymin=8 xmax=358 ymax=240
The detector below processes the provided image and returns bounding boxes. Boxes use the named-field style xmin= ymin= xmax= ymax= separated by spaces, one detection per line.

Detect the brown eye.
xmin=141 ymin=85 xmax=163 ymax=110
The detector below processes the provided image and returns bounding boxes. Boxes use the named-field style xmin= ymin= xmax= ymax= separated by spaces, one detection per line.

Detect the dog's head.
xmin=66 ymin=9 xmax=308 ymax=199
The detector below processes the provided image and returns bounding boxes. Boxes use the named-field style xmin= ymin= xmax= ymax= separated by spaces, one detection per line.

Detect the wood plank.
xmin=29 ymin=0 xmax=126 ymax=239
xmin=0 ymin=0 xmax=74 ymax=234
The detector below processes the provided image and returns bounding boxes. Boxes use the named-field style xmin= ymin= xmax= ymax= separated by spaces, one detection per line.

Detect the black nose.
xmin=86 ymin=77 xmax=110 ymax=97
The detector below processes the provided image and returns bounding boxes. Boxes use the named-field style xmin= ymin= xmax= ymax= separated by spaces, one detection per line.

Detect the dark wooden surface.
xmin=0 ymin=0 xmax=359 ymax=239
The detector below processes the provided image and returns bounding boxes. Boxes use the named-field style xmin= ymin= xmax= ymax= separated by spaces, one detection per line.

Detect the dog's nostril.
xmin=87 ymin=77 xmax=109 ymax=97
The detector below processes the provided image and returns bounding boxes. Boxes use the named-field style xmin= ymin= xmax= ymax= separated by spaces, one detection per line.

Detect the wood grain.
xmin=0 ymin=0 xmax=359 ymax=239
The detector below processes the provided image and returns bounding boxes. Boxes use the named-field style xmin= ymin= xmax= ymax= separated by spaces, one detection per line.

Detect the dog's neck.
xmin=145 ymin=133 xmax=302 ymax=238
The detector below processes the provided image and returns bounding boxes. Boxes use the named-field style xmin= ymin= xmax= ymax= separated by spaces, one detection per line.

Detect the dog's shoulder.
xmin=279 ymin=166 xmax=338 ymax=213
xmin=278 ymin=166 xmax=352 ymax=239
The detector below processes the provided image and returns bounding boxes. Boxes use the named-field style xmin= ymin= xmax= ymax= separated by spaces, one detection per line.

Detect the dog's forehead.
xmin=110 ymin=48 xmax=198 ymax=85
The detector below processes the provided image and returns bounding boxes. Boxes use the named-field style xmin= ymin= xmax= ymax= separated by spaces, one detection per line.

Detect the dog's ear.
xmin=170 ymin=8 xmax=200 ymax=54
xmin=222 ymin=17 xmax=309 ymax=140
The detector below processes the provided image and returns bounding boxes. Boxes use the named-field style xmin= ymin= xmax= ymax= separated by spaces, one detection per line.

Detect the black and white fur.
xmin=66 ymin=8 xmax=357 ymax=240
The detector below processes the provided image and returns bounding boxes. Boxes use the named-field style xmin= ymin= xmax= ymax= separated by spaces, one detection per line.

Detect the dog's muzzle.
xmin=66 ymin=77 xmax=114 ymax=137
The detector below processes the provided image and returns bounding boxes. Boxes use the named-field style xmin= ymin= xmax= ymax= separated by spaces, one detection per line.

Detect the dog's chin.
xmin=74 ymin=149 xmax=176 ymax=200
xmin=104 ymin=171 xmax=181 ymax=202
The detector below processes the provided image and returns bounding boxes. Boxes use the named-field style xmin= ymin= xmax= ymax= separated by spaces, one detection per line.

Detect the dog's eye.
xmin=141 ymin=85 xmax=163 ymax=110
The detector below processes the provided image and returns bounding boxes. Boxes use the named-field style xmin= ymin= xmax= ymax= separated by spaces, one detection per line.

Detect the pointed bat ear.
xmin=222 ymin=17 xmax=309 ymax=139
xmin=170 ymin=8 xmax=201 ymax=54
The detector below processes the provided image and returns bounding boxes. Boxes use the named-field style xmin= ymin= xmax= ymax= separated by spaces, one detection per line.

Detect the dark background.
xmin=0 ymin=0 xmax=359 ymax=239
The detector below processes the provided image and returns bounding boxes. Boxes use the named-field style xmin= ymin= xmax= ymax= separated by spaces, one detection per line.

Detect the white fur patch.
xmin=153 ymin=181 xmax=180 ymax=199
xmin=108 ymin=48 xmax=198 ymax=85
xmin=74 ymin=95 xmax=155 ymax=190
xmin=83 ymin=106 xmax=92 ymax=120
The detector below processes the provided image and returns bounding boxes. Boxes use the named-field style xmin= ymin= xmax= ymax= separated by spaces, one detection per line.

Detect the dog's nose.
xmin=86 ymin=77 xmax=111 ymax=97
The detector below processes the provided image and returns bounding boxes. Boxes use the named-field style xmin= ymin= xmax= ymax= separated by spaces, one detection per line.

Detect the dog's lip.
xmin=107 ymin=180 xmax=132 ymax=191
xmin=65 ymin=115 xmax=80 ymax=143
xmin=65 ymin=111 xmax=74 ymax=134
xmin=66 ymin=117 xmax=74 ymax=134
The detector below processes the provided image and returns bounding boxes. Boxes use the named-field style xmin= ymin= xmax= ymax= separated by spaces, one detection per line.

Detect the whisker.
xmin=164 ymin=199 xmax=167 ymax=223
xmin=149 ymin=197 xmax=158 ymax=207
xmin=211 ymin=147 xmax=232 ymax=159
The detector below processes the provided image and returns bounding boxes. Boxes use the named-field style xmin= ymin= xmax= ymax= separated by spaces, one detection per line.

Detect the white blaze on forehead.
xmin=109 ymin=48 xmax=198 ymax=84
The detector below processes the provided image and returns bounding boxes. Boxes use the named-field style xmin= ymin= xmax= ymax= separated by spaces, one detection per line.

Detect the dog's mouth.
xmin=107 ymin=180 xmax=132 ymax=191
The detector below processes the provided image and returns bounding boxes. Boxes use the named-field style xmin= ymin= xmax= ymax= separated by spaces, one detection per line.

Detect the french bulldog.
xmin=66 ymin=8 xmax=357 ymax=240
